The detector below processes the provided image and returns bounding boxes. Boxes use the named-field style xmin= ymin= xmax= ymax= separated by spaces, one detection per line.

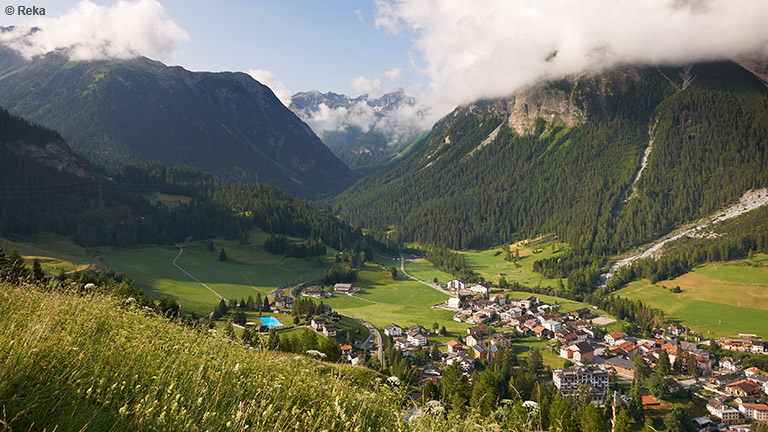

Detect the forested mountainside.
xmin=332 ymin=61 xmax=768 ymax=254
xmin=0 ymin=47 xmax=353 ymax=197
xmin=0 ymin=108 xmax=382 ymax=253
xmin=290 ymin=89 xmax=425 ymax=170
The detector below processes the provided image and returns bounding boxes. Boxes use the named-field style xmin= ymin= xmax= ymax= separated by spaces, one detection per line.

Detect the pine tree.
xmin=655 ymin=350 xmax=671 ymax=376
xmin=219 ymin=248 xmax=227 ymax=261
xmin=246 ymin=295 xmax=255 ymax=311
xmin=31 ymin=259 xmax=44 ymax=281
xmin=470 ymin=371 xmax=499 ymax=415
xmin=262 ymin=297 xmax=271 ymax=312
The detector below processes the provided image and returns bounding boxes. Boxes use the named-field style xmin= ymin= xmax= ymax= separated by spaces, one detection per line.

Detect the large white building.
xmin=552 ymin=366 xmax=609 ymax=405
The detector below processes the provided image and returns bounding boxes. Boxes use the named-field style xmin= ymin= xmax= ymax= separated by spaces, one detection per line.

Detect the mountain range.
xmin=0 ymin=45 xmax=353 ymax=197
xmin=332 ymin=61 xmax=768 ymax=253
xmin=289 ymin=89 xmax=426 ymax=170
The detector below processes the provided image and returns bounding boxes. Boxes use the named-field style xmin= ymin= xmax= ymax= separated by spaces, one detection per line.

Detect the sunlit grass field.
xmin=617 ymin=255 xmax=768 ymax=338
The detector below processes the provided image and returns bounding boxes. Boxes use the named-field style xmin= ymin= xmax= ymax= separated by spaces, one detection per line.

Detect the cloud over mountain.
xmin=375 ymin=0 xmax=768 ymax=118
xmin=0 ymin=0 xmax=189 ymax=61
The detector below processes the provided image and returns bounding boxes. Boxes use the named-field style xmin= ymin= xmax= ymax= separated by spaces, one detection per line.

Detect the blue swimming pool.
xmin=259 ymin=316 xmax=283 ymax=328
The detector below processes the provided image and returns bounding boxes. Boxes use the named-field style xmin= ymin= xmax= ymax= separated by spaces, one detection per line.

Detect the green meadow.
xmin=0 ymin=233 xmax=91 ymax=274
xmin=103 ymin=231 xmax=332 ymax=315
xmin=459 ymin=238 xmax=567 ymax=288
xmin=617 ymin=255 xmax=768 ymax=339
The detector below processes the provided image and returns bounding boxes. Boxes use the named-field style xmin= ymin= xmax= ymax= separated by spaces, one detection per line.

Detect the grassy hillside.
xmin=0 ymin=234 xmax=91 ymax=274
xmin=0 ymin=282 xmax=436 ymax=431
xmin=616 ymin=254 xmax=768 ymax=338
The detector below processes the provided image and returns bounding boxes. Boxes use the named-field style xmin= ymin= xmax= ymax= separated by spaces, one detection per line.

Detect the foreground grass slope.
xmin=0 ymin=283 xmax=431 ymax=431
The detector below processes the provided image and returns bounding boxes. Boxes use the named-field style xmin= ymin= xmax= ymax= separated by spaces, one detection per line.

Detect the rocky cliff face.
xmin=4 ymin=139 xmax=93 ymax=179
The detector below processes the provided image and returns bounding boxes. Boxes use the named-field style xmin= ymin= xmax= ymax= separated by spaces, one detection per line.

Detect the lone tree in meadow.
xmin=219 ymin=248 xmax=228 ymax=262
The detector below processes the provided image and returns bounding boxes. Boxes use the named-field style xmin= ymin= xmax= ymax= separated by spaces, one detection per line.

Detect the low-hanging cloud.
xmin=375 ymin=0 xmax=768 ymax=119
xmin=247 ymin=69 xmax=293 ymax=107
xmin=0 ymin=0 xmax=189 ymax=62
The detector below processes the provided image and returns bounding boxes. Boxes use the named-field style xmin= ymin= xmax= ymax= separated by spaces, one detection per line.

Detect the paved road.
xmin=399 ymin=257 xmax=453 ymax=295
xmin=173 ymin=246 xmax=225 ymax=300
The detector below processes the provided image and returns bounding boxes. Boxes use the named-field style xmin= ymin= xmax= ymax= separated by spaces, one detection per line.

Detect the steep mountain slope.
xmin=332 ymin=61 xmax=768 ymax=253
xmin=0 ymin=47 xmax=353 ymax=197
xmin=290 ymin=89 xmax=425 ymax=170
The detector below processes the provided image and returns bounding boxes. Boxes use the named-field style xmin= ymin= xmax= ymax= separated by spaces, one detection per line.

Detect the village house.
xmin=707 ymin=400 xmax=741 ymax=425
xmin=568 ymin=308 xmax=595 ymax=320
xmin=465 ymin=333 xmax=485 ymax=348
xmin=560 ymin=341 xmax=595 ymax=362
xmin=302 ymin=286 xmax=330 ymax=299
xmin=447 ymin=295 xmax=461 ymax=308
xmin=720 ymin=357 xmax=743 ymax=372
xmin=470 ymin=283 xmax=491 ymax=295
xmin=604 ymin=332 xmax=627 ymax=346
xmin=739 ymin=403 xmax=768 ymax=422
xmin=322 ymin=324 xmax=337 ymax=337
xmin=447 ymin=340 xmax=463 ymax=354
xmin=333 ymin=283 xmax=358 ymax=294
xmin=310 ymin=317 xmax=325 ymax=330
xmin=717 ymin=338 xmax=767 ymax=354
xmin=668 ymin=324 xmax=685 ymax=336
xmin=727 ymin=380 xmax=763 ymax=397
xmin=710 ymin=372 xmax=743 ymax=387
xmin=446 ymin=351 xmax=475 ymax=375
xmin=489 ymin=332 xmax=514 ymax=348
xmin=341 ymin=345 xmax=353 ymax=355
xmin=519 ymin=296 xmax=539 ymax=309
xmin=407 ymin=331 xmax=427 ymax=346
xmin=542 ymin=319 xmax=563 ymax=333
xmin=384 ymin=323 xmax=402 ymax=337
xmin=491 ymin=294 xmax=506 ymax=305
xmin=611 ymin=341 xmax=639 ymax=358
xmin=603 ymin=356 xmax=636 ymax=379
xmin=745 ymin=366 xmax=763 ymax=376
xmin=471 ymin=344 xmax=487 ymax=361
xmin=447 ymin=278 xmax=470 ymax=292
xmin=553 ymin=365 xmax=609 ymax=405
xmin=394 ymin=337 xmax=409 ymax=350
xmin=347 ymin=353 xmax=360 ymax=365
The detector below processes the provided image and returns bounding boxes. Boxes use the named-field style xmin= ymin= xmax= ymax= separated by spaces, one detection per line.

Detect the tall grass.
xmin=0 ymin=283 xmax=462 ymax=431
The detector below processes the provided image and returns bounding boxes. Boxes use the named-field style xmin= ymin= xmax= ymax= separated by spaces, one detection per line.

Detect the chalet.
xmin=447 ymin=340 xmax=463 ymax=354
xmin=489 ymin=332 xmax=514 ymax=348
xmin=310 ymin=317 xmax=325 ymax=330
xmin=745 ymin=366 xmax=763 ymax=377
xmin=394 ymin=337 xmax=409 ymax=350
xmin=568 ymin=308 xmax=594 ymax=320
xmin=408 ymin=325 xmax=422 ymax=334
xmin=465 ymin=333 xmax=485 ymax=348
xmin=726 ymin=380 xmax=763 ymax=397
xmin=520 ymin=296 xmax=539 ymax=309
xmin=467 ymin=324 xmax=487 ymax=336
xmin=603 ymin=356 xmax=636 ymax=379
xmin=491 ymin=294 xmax=506 ymax=305
xmin=447 ymin=278 xmax=470 ymax=292
xmin=498 ymin=306 xmax=523 ymax=321
xmin=302 ymin=286 xmax=330 ymax=299
xmin=341 ymin=345 xmax=353 ymax=355
xmin=739 ymin=403 xmax=768 ymax=422
xmin=710 ymin=373 xmax=742 ymax=387
xmin=446 ymin=351 xmax=474 ymax=375
xmin=612 ymin=341 xmax=639 ymax=358
xmin=407 ymin=331 xmax=427 ymax=346
xmin=333 ymin=283 xmax=358 ymax=294
xmin=267 ymin=287 xmax=284 ymax=299
xmin=470 ymin=283 xmax=491 ymax=295
xmin=552 ymin=365 xmax=609 ymax=405
xmin=604 ymin=332 xmax=627 ymax=346
xmin=322 ymin=324 xmax=337 ymax=337
xmin=347 ymin=353 xmax=360 ymax=366
xmin=384 ymin=323 xmax=402 ymax=337
xmin=532 ymin=326 xmax=548 ymax=339
xmin=471 ymin=344 xmax=487 ymax=361
xmin=542 ymin=319 xmax=563 ymax=333
xmin=707 ymin=400 xmax=740 ymax=425
xmin=668 ymin=324 xmax=686 ymax=336
xmin=560 ymin=341 xmax=595 ymax=362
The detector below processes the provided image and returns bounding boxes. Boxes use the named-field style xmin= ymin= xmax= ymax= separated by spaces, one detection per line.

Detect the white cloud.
xmin=0 ymin=0 xmax=189 ymax=62
xmin=375 ymin=0 xmax=768 ymax=120
xmin=354 ymin=9 xmax=365 ymax=24
xmin=384 ymin=67 xmax=402 ymax=80
xmin=247 ymin=69 xmax=292 ymax=107
xmin=348 ymin=76 xmax=382 ymax=94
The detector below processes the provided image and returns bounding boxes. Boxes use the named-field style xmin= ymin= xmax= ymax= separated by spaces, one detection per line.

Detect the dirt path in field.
xmin=400 ymin=257 xmax=453 ymax=295
xmin=172 ymin=245 xmax=225 ymax=300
